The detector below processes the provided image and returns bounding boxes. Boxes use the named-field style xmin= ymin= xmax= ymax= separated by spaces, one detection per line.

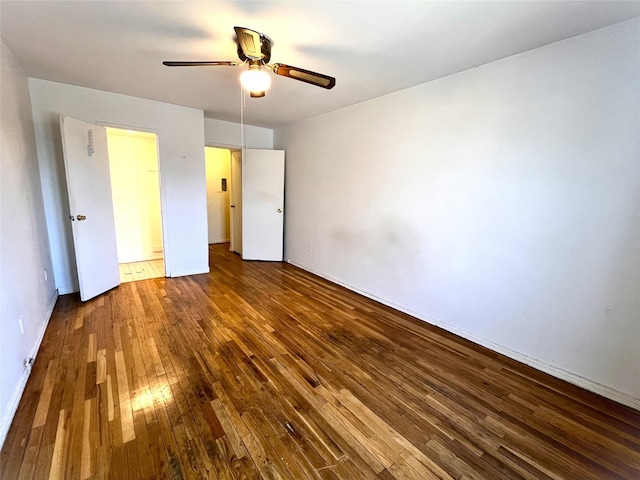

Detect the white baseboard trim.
xmin=57 ymin=285 xmax=77 ymax=295
xmin=0 ymin=290 xmax=58 ymax=449
xmin=427 ymin=318 xmax=640 ymax=411
xmin=168 ymin=266 xmax=210 ymax=277
xmin=119 ymin=255 xmax=163 ymax=263
xmin=289 ymin=260 xmax=640 ymax=411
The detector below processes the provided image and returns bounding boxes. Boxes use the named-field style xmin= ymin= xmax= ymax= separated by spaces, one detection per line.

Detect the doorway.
xmin=106 ymin=127 xmax=165 ymax=283
xmin=205 ymin=146 xmax=232 ymax=245
xmin=203 ymin=146 xmax=285 ymax=262
xmin=205 ymin=146 xmax=243 ymax=255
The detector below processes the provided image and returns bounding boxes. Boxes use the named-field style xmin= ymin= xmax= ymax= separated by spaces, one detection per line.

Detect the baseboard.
xmin=168 ymin=266 xmax=210 ymax=277
xmin=288 ymin=260 xmax=640 ymax=411
xmin=428 ymin=318 xmax=640 ymax=411
xmin=119 ymin=255 xmax=163 ymax=263
xmin=0 ymin=290 xmax=58 ymax=449
xmin=57 ymin=284 xmax=77 ymax=295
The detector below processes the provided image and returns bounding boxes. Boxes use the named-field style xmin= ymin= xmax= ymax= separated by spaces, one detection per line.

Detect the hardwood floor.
xmin=119 ymin=259 xmax=164 ymax=283
xmin=1 ymin=244 xmax=639 ymax=479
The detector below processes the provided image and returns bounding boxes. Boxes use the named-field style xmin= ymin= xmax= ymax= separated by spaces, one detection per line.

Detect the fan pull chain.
xmin=240 ymin=84 xmax=246 ymax=163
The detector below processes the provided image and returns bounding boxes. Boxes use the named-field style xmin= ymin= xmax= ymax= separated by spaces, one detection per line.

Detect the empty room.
xmin=1 ymin=1 xmax=639 ymax=479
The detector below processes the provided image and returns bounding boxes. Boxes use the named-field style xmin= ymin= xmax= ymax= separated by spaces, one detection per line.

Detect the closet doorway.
xmin=205 ymin=146 xmax=233 ymax=248
xmin=106 ymin=127 xmax=165 ymax=283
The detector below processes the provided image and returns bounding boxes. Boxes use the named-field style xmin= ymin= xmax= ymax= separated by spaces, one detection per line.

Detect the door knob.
xmin=76 ymin=214 xmax=87 ymax=221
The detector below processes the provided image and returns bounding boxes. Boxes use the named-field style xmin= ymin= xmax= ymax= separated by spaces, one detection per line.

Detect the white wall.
xmin=204 ymin=118 xmax=273 ymax=149
xmin=29 ymin=79 xmax=209 ymax=293
xmin=275 ymin=19 xmax=640 ymax=408
xmin=205 ymin=147 xmax=231 ymax=244
xmin=0 ymin=41 xmax=58 ymax=448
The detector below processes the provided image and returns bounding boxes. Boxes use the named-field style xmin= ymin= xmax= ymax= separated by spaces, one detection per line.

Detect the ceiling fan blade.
xmin=163 ymin=61 xmax=238 ymax=67
xmin=271 ymin=64 xmax=335 ymax=89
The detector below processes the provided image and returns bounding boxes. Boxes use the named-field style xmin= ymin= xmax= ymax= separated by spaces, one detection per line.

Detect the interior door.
xmin=242 ymin=149 xmax=285 ymax=261
xmin=230 ymin=150 xmax=243 ymax=254
xmin=60 ymin=116 xmax=120 ymax=301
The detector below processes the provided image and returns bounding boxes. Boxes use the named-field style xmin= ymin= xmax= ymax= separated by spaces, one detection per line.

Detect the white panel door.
xmin=60 ymin=116 xmax=120 ymax=301
xmin=242 ymin=149 xmax=285 ymax=261
xmin=230 ymin=150 xmax=243 ymax=254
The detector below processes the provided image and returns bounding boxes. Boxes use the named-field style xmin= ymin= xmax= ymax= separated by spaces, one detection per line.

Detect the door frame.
xmin=99 ymin=121 xmax=167 ymax=276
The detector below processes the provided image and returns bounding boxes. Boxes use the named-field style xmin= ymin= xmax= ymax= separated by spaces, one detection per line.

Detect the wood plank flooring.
xmin=1 ymin=243 xmax=639 ymax=479
xmin=119 ymin=259 xmax=164 ymax=283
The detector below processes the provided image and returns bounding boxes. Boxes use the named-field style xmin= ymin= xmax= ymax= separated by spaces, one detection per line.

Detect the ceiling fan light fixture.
xmin=240 ymin=62 xmax=271 ymax=97
xmin=164 ymin=27 xmax=336 ymax=97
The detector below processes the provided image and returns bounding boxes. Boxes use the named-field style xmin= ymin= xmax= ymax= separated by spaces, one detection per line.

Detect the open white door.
xmin=242 ymin=149 xmax=285 ymax=261
xmin=60 ymin=116 xmax=120 ymax=301
xmin=230 ymin=150 xmax=243 ymax=255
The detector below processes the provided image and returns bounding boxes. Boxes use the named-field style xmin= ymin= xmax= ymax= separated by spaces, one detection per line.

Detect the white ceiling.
xmin=2 ymin=1 xmax=639 ymax=128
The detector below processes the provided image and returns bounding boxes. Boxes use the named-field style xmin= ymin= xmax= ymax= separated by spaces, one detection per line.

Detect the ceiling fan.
xmin=163 ymin=26 xmax=336 ymax=98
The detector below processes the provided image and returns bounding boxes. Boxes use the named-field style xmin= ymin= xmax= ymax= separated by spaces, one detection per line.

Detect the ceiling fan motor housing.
xmin=235 ymin=27 xmax=272 ymax=63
